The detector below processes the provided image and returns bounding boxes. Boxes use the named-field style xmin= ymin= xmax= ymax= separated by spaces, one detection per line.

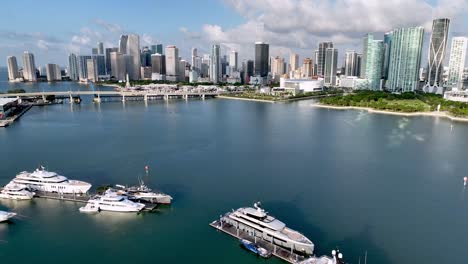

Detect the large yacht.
xmin=122 ymin=181 xmax=172 ymax=204
xmin=0 ymin=181 xmax=35 ymax=200
xmin=221 ymin=202 xmax=314 ymax=255
xmin=80 ymin=189 xmax=145 ymax=213
xmin=12 ymin=166 xmax=91 ymax=194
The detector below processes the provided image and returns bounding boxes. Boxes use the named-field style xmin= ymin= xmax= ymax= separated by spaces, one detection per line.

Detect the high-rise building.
xmin=179 ymin=59 xmax=188 ymax=82
xmin=126 ymin=34 xmax=141 ymax=80
xmin=383 ymin=32 xmax=393 ymax=80
xmin=110 ymin=52 xmax=126 ymax=81
xmin=191 ymin=48 xmax=198 ymax=72
xmin=92 ymin=48 xmax=98 ymax=55
xmin=230 ymin=50 xmax=238 ymax=71
xmin=211 ymin=44 xmax=220 ymax=83
xmin=447 ymin=37 xmax=468 ymax=89
xmin=271 ymin=56 xmax=285 ymax=81
xmin=424 ymin=18 xmax=450 ymax=93
xmin=141 ymin=46 xmax=152 ymax=67
xmin=151 ymin=53 xmax=166 ymax=76
xmin=290 ymin=53 xmax=299 ymax=72
xmin=6 ymin=56 xmax=19 ymax=81
xmin=165 ymin=45 xmax=179 ymax=82
xmin=387 ymin=27 xmax=425 ymax=92
xmin=302 ymin=58 xmax=313 ymax=79
xmin=105 ymin=47 xmax=119 ymax=75
xmin=97 ymin=42 xmax=104 ymax=55
xmin=313 ymin=50 xmax=319 ymax=76
xmin=365 ymin=38 xmax=385 ymax=90
xmin=78 ymin=55 xmax=92 ymax=80
xmin=246 ymin=60 xmax=254 ymax=78
xmin=318 ymin=42 xmax=333 ymax=77
xmin=344 ymin=51 xmax=358 ymax=76
xmin=324 ymin=48 xmax=338 ymax=86
xmin=92 ymin=55 xmax=106 ymax=76
xmin=360 ymin=34 xmax=370 ymax=78
xmin=152 ymin=44 xmax=163 ymax=55
xmin=22 ymin=51 xmax=36 ymax=82
xmin=119 ymin=35 xmax=128 ymax=54
xmin=356 ymin=54 xmax=363 ymax=77
xmin=86 ymin=58 xmax=98 ymax=82
xmin=46 ymin=64 xmax=61 ymax=81
xmin=68 ymin=53 xmax=79 ymax=81
xmin=254 ymin=42 xmax=269 ymax=77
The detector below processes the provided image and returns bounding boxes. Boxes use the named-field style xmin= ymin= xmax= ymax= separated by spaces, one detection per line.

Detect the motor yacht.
xmin=0 ymin=182 xmax=35 ymax=200
xmin=80 ymin=189 xmax=145 ymax=213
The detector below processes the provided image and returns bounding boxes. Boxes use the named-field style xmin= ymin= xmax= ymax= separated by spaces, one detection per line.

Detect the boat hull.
xmin=13 ymin=179 xmax=91 ymax=194
xmin=0 ymin=212 xmax=16 ymax=222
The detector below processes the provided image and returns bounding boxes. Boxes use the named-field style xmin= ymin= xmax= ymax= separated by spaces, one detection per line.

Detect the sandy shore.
xmin=312 ymin=103 xmax=468 ymax=122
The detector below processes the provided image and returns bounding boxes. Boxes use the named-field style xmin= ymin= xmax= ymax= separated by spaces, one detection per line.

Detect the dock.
xmin=209 ymin=220 xmax=341 ymax=264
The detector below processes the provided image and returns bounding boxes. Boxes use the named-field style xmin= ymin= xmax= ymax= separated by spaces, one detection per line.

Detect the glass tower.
xmin=254 ymin=42 xmax=269 ymax=77
xmin=365 ymin=37 xmax=385 ymax=90
xmin=424 ymin=18 xmax=450 ymax=93
xmin=447 ymin=37 xmax=468 ymax=89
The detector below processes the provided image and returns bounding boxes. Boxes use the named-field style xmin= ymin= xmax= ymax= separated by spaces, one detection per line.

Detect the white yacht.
xmin=221 ymin=202 xmax=314 ymax=255
xmin=0 ymin=210 xmax=16 ymax=222
xmin=118 ymin=181 xmax=173 ymax=204
xmin=12 ymin=166 xmax=92 ymax=194
xmin=0 ymin=182 xmax=35 ymax=200
xmin=80 ymin=189 xmax=145 ymax=213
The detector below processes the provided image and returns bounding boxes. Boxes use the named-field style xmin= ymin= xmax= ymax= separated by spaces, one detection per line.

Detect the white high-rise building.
xmin=119 ymin=35 xmax=128 ymax=54
xmin=126 ymin=34 xmax=141 ymax=80
xmin=344 ymin=51 xmax=358 ymax=76
xmin=86 ymin=58 xmax=98 ymax=82
xmin=110 ymin=52 xmax=126 ymax=81
xmin=271 ymin=56 xmax=285 ymax=81
xmin=211 ymin=44 xmax=220 ymax=83
xmin=68 ymin=54 xmax=79 ymax=81
xmin=6 ymin=56 xmax=19 ymax=81
xmin=191 ymin=48 xmax=198 ymax=73
xmin=324 ymin=48 xmax=338 ymax=85
xmin=447 ymin=37 xmax=468 ymax=89
xmin=22 ymin=51 xmax=36 ymax=82
xmin=97 ymin=42 xmax=104 ymax=55
xmin=165 ymin=45 xmax=179 ymax=82
xmin=229 ymin=50 xmax=238 ymax=71
xmin=46 ymin=64 xmax=61 ymax=81
xmin=290 ymin=53 xmax=299 ymax=72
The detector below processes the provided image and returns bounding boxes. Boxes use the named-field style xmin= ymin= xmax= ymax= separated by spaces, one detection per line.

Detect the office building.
xmin=165 ymin=45 xmax=179 ymax=82
xmin=68 ymin=53 xmax=79 ymax=81
xmin=302 ymin=58 xmax=313 ymax=79
xmin=254 ymin=42 xmax=269 ymax=77
xmin=383 ymin=32 xmax=393 ymax=80
xmin=271 ymin=56 xmax=285 ymax=81
xmin=86 ymin=58 xmax=98 ymax=82
xmin=313 ymin=50 xmax=319 ymax=76
xmin=387 ymin=27 xmax=424 ymax=92
xmin=92 ymin=55 xmax=106 ymax=76
xmin=92 ymin=48 xmax=98 ymax=55
xmin=46 ymin=64 xmax=61 ymax=81
xmin=78 ymin=55 xmax=92 ymax=80
xmin=318 ymin=42 xmax=333 ymax=77
xmin=424 ymin=18 xmax=450 ymax=93
xmin=345 ymin=51 xmax=358 ymax=76
xmin=230 ymin=50 xmax=238 ymax=71
xmin=365 ymin=37 xmax=385 ymax=90
xmin=151 ymin=44 xmax=163 ymax=55
xmin=110 ymin=52 xmax=126 ymax=81
xmin=126 ymin=34 xmax=141 ymax=80
xmin=105 ymin=47 xmax=118 ymax=75
xmin=151 ymin=53 xmax=166 ymax=80
xmin=6 ymin=56 xmax=19 ymax=81
xmin=211 ymin=44 xmax=220 ymax=83
xmin=119 ymin=35 xmax=128 ymax=54
xmin=447 ymin=37 xmax=468 ymax=89
xmin=22 ymin=51 xmax=36 ymax=82
xmin=290 ymin=53 xmax=299 ymax=72
xmin=324 ymin=48 xmax=338 ymax=85
xmin=141 ymin=46 xmax=152 ymax=67
xmin=360 ymin=34 xmax=371 ymax=78
xmin=97 ymin=42 xmax=104 ymax=55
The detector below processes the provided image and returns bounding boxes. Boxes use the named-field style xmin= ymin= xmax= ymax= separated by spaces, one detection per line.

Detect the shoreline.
xmin=217 ymin=95 xmax=275 ymax=103
xmin=312 ymin=103 xmax=468 ymax=122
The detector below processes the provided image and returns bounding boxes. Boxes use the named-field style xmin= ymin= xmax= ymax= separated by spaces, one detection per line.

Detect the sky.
xmin=0 ymin=0 xmax=467 ymax=67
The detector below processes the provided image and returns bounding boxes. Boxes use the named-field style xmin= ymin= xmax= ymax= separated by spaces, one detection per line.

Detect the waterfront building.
xmin=211 ymin=44 xmax=220 ymax=83
xmin=179 ymin=60 xmax=188 ymax=82
xmin=165 ymin=45 xmax=179 ymax=82
xmin=110 ymin=52 xmax=126 ymax=81
xmin=318 ymin=42 xmax=333 ymax=77
xmin=86 ymin=58 xmax=98 ymax=82
xmin=447 ymin=37 xmax=468 ymax=89
xmin=126 ymin=34 xmax=141 ymax=80
xmin=97 ymin=42 xmax=104 ymax=55
xmin=46 ymin=64 xmax=61 ymax=81
xmin=387 ymin=26 xmax=424 ymax=92
xmin=191 ymin=48 xmax=198 ymax=73
xmin=141 ymin=46 xmax=152 ymax=67
xmin=365 ymin=37 xmax=385 ymax=90
xmin=302 ymin=58 xmax=313 ymax=79
xmin=344 ymin=51 xmax=358 ymax=77
xmin=277 ymin=78 xmax=324 ymax=95
xmin=119 ymin=35 xmax=128 ymax=54
xmin=360 ymin=34 xmax=370 ymax=78
xmin=356 ymin=54 xmax=362 ymax=77
xmin=78 ymin=55 xmax=92 ymax=81
xmin=339 ymin=76 xmax=370 ymax=90
xmin=151 ymin=53 xmax=166 ymax=77
xmin=6 ymin=56 xmax=19 ymax=81
xmin=22 ymin=51 xmax=36 ymax=82
xmin=230 ymin=50 xmax=238 ymax=71
xmin=68 ymin=54 xmax=79 ymax=81
xmin=255 ymin=42 xmax=269 ymax=77
xmin=38 ymin=65 xmax=47 ymax=77
xmin=383 ymin=32 xmax=393 ymax=80
xmin=92 ymin=55 xmax=106 ymax=76
xmin=246 ymin=59 xmax=254 ymax=79
xmin=324 ymin=48 xmax=338 ymax=86
xmin=290 ymin=53 xmax=299 ymax=73
xmin=424 ymin=18 xmax=450 ymax=94
xmin=271 ymin=56 xmax=285 ymax=82
xmin=105 ymin=47 xmax=118 ymax=75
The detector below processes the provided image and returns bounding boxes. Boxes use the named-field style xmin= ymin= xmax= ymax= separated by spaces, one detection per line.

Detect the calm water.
xmin=1 ymin=71 xmax=468 ymax=264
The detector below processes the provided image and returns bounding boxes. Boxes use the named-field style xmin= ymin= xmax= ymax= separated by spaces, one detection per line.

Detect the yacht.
xmin=80 ymin=189 xmax=145 ymax=213
xmin=0 ymin=210 xmax=16 ymax=222
xmin=0 ymin=182 xmax=35 ymax=200
xmin=12 ymin=166 xmax=92 ymax=194
xmin=221 ymin=202 xmax=314 ymax=255
xmin=118 ymin=181 xmax=172 ymax=204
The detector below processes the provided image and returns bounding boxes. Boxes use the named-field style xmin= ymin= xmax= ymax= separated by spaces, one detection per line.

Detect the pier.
xmin=210 ymin=219 xmax=340 ymax=264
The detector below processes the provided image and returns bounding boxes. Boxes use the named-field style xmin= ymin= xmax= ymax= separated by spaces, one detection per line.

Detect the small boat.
xmin=79 ymin=203 xmax=100 ymax=213
xmin=0 ymin=211 xmax=17 ymax=222
xmin=240 ymin=239 xmax=272 ymax=258
xmin=117 ymin=180 xmax=172 ymax=204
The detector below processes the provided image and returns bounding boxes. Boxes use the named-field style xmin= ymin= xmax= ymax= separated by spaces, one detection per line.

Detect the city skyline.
xmin=0 ymin=0 xmax=467 ymax=67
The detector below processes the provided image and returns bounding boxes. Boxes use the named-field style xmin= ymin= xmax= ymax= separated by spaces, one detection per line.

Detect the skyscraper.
xmin=271 ymin=56 xmax=285 ymax=81
xmin=22 ymin=51 xmax=36 ymax=82
xmin=92 ymin=55 xmax=106 ymax=76
xmin=254 ymin=42 xmax=269 ymax=77
xmin=246 ymin=60 xmax=254 ymax=78
xmin=387 ymin=27 xmax=424 ymax=92
xmin=365 ymin=38 xmax=385 ymax=90
xmin=230 ymin=50 xmax=238 ymax=71
xmin=447 ymin=37 xmax=468 ymax=89
xmin=68 ymin=53 xmax=79 ymax=81
xmin=153 ymin=44 xmax=163 ymax=55
xmin=424 ymin=18 xmax=450 ymax=93
xmin=314 ymin=50 xmax=319 ymax=76
xmin=86 ymin=58 xmax=98 ymax=82
xmin=110 ymin=52 xmax=126 ymax=81
xmin=324 ymin=48 xmax=338 ymax=85
xmin=105 ymin=47 xmax=119 ymax=75
xmin=302 ymin=58 xmax=313 ymax=78
xmin=46 ymin=64 xmax=61 ymax=81
xmin=97 ymin=42 xmax=104 ymax=55
xmin=119 ymin=35 xmax=128 ymax=54
xmin=360 ymin=34 xmax=370 ymax=78
xmin=318 ymin=42 xmax=333 ymax=77
xmin=141 ymin=46 xmax=152 ymax=67
xmin=151 ymin=53 xmax=166 ymax=76
xmin=211 ymin=44 xmax=220 ymax=83
xmin=126 ymin=34 xmax=141 ymax=80
xmin=92 ymin=48 xmax=98 ymax=55
xmin=6 ymin=56 xmax=19 ymax=81
xmin=165 ymin=45 xmax=179 ymax=82
xmin=383 ymin=32 xmax=393 ymax=80
xmin=344 ymin=51 xmax=358 ymax=76
xmin=78 ymin=55 xmax=92 ymax=80
xmin=290 ymin=53 xmax=299 ymax=72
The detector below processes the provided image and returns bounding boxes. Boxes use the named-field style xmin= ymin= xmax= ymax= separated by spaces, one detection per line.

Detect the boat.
xmin=0 ymin=211 xmax=16 ymax=222
xmin=80 ymin=189 xmax=145 ymax=213
xmin=0 ymin=182 xmax=35 ymax=200
xmin=239 ymin=238 xmax=272 ymax=258
xmin=12 ymin=165 xmax=92 ymax=194
xmin=117 ymin=180 xmax=172 ymax=204
xmin=221 ymin=202 xmax=314 ymax=255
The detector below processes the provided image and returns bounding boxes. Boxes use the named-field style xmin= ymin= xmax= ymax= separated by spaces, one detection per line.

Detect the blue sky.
xmin=0 ymin=0 xmax=467 ymax=67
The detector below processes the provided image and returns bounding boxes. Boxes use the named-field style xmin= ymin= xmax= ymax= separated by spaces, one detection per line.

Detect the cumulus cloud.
xmin=94 ymin=19 xmax=123 ymax=33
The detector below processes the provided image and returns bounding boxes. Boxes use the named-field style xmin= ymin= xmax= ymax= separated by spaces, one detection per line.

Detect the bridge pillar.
xmin=69 ymin=94 xmax=74 ymax=104
xmin=164 ymin=95 xmax=169 ymax=101
xmin=121 ymin=95 xmax=126 ymax=102
xmin=17 ymin=96 xmax=22 ymax=104
xmin=144 ymin=94 xmax=148 ymax=101
xmin=93 ymin=94 xmax=101 ymax=103
xmin=42 ymin=94 xmax=46 ymax=101
xmin=202 ymin=94 xmax=205 ymax=100
xmin=184 ymin=94 xmax=188 ymax=100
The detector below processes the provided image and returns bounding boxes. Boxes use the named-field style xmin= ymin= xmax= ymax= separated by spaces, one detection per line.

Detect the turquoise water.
xmin=1 ymin=73 xmax=468 ymax=263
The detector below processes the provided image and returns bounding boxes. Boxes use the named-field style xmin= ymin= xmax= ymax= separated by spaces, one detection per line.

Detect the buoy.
xmin=464 ymin=177 xmax=467 ymax=187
